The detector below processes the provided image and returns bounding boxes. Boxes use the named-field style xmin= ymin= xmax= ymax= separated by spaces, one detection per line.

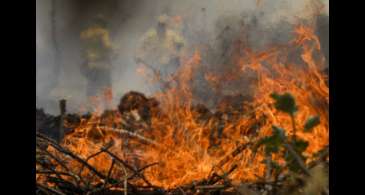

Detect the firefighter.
xmin=135 ymin=14 xmax=186 ymax=83
xmin=80 ymin=15 xmax=114 ymax=108
xmin=169 ymin=15 xmax=184 ymax=35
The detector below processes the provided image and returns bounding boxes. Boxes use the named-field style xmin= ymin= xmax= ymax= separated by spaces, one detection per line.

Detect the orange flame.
xmin=43 ymin=23 xmax=328 ymax=190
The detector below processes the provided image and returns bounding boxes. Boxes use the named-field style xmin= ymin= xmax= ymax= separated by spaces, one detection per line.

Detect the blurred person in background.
xmin=80 ymin=14 xmax=115 ymax=110
xmin=135 ymin=14 xmax=186 ymax=89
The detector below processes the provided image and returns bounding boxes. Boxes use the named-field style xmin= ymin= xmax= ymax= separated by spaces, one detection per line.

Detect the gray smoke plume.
xmin=36 ymin=0 xmax=329 ymax=115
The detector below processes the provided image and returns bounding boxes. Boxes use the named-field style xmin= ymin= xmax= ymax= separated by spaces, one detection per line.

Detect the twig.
xmin=77 ymin=141 xmax=114 ymax=179
xmin=265 ymin=155 xmax=272 ymax=182
xmin=308 ymin=145 xmax=329 ymax=169
xmin=195 ymin=184 xmax=226 ymax=190
xmin=37 ymin=133 xmax=143 ymax=193
xmin=47 ymin=176 xmax=84 ymax=194
xmin=101 ymin=126 xmax=161 ymax=147
xmin=128 ymin=162 xmax=159 ymax=180
xmin=37 ymin=143 xmax=83 ymax=185
xmin=120 ymin=161 xmax=128 ymax=195
xmin=36 ymin=185 xmax=50 ymax=195
xmin=37 ymin=183 xmax=66 ymax=195
xmin=37 ymin=132 xmax=108 ymax=180
xmin=102 ymin=149 xmax=155 ymax=188
xmin=278 ymin=132 xmax=311 ymax=176
xmin=203 ymin=142 xmax=252 ymax=187
xmin=215 ymin=142 xmax=252 ymax=170
xmin=37 ymin=170 xmax=76 ymax=178
xmin=210 ymin=164 xmax=238 ymax=185
xmin=177 ymin=187 xmax=187 ymax=195
xmin=102 ymin=158 xmax=115 ymax=190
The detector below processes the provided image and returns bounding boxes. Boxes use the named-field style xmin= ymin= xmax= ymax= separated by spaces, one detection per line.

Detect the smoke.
xmin=36 ymin=0 xmax=329 ymax=115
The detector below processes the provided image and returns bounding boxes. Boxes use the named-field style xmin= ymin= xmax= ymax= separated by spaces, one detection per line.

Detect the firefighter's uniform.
xmin=136 ymin=15 xmax=186 ymax=79
xmin=80 ymin=21 xmax=113 ymax=98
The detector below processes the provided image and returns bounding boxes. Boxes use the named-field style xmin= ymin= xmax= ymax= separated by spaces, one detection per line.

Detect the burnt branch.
xmin=37 ymin=183 xmax=66 ymax=195
xmin=37 ymin=132 xmax=108 ymax=181
xmin=101 ymin=126 xmax=160 ymax=147
xmin=77 ymin=141 xmax=114 ymax=179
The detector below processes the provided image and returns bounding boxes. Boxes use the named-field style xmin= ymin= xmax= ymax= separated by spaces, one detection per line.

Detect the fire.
xmin=42 ymin=23 xmax=328 ymax=190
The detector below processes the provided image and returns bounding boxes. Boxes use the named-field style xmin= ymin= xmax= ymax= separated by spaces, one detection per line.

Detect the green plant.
xmin=255 ymin=92 xmax=321 ymax=176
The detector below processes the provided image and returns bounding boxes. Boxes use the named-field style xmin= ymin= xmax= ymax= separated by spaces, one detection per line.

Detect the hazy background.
xmin=36 ymin=0 xmax=329 ymax=115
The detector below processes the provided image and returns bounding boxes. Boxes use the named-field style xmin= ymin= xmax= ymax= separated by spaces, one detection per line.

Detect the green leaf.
xmin=270 ymin=92 xmax=281 ymax=100
xmin=254 ymin=136 xmax=280 ymax=155
xmin=284 ymin=139 xmax=308 ymax=173
xmin=285 ymin=155 xmax=301 ymax=173
xmin=254 ymin=126 xmax=287 ymax=155
xmin=272 ymin=125 xmax=286 ymax=138
xmin=270 ymin=92 xmax=298 ymax=115
xmin=266 ymin=126 xmax=286 ymax=154
xmin=304 ymin=115 xmax=320 ymax=132
xmin=292 ymin=139 xmax=309 ymax=154
xmin=265 ymin=140 xmax=280 ymax=155
xmin=284 ymin=151 xmax=305 ymax=173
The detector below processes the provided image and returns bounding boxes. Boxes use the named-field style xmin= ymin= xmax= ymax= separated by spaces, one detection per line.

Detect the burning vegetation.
xmin=36 ymin=1 xmax=329 ymax=195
